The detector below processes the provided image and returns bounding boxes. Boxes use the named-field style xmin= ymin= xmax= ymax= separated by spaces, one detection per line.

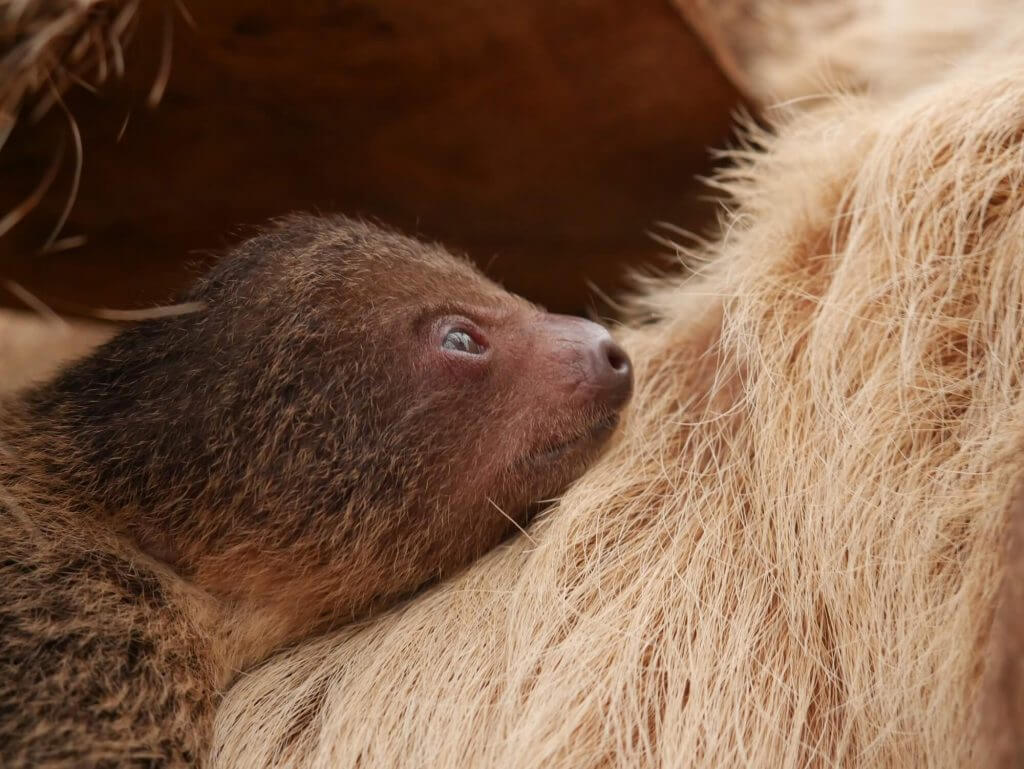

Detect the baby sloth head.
xmin=33 ymin=215 xmax=632 ymax=627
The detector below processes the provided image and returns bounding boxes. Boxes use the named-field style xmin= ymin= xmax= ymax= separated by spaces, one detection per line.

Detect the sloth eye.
xmin=441 ymin=328 xmax=486 ymax=355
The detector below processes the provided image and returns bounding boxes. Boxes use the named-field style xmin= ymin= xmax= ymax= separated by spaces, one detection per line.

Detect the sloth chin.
xmin=528 ymin=412 xmax=621 ymax=466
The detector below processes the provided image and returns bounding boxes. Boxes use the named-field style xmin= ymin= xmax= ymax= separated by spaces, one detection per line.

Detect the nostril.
xmin=603 ymin=340 xmax=630 ymax=374
xmin=599 ymin=339 xmax=631 ymax=376
xmin=594 ymin=338 xmax=633 ymax=407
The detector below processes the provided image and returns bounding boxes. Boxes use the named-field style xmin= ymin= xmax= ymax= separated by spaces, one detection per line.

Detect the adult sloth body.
xmin=215 ymin=45 xmax=1024 ymax=769
xmin=0 ymin=216 xmax=632 ymax=767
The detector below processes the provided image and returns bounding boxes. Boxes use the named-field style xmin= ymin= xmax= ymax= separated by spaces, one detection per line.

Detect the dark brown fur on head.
xmin=22 ymin=214 xmax=632 ymax=638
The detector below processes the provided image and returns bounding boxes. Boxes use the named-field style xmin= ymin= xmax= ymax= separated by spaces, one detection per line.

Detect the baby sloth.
xmin=0 ymin=215 xmax=632 ymax=768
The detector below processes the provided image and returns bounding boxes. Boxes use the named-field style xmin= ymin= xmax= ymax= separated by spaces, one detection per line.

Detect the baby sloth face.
xmin=355 ymin=244 xmax=634 ymax=544
xmin=39 ymin=215 xmax=632 ymax=626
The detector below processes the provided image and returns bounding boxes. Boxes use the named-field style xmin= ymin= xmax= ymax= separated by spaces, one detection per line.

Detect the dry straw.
xmin=0 ymin=0 xmax=184 ymax=252
xmin=1 ymin=0 xmax=140 ymax=140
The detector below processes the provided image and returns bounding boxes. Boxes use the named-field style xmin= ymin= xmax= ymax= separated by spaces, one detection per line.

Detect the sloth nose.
xmin=589 ymin=334 xmax=633 ymax=408
xmin=544 ymin=314 xmax=633 ymax=408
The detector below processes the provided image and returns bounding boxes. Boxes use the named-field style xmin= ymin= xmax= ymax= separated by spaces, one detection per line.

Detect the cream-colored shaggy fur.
xmin=208 ymin=34 xmax=1024 ymax=769
xmin=694 ymin=0 xmax=1024 ymax=103
xmin=0 ymin=310 xmax=112 ymax=394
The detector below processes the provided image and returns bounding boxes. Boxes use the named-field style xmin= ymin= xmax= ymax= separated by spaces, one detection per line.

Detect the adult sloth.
xmin=212 ymin=34 xmax=1024 ymax=769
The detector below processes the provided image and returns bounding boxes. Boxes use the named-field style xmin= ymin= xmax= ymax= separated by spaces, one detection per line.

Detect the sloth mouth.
xmin=530 ymin=413 xmax=620 ymax=465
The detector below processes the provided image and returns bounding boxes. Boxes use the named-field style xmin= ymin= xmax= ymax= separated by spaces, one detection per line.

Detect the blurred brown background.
xmin=0 ymin=0 xmax=744 ymax=317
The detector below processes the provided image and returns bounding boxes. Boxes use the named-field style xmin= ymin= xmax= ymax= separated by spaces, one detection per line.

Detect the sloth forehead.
xmin=315 ymin=249 xmax=528 ymax=320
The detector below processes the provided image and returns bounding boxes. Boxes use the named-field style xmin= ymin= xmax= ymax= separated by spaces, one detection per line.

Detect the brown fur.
xmin=0 ymin=474 xmax=224 ymax=767
xmin=0 ymin=216 xmax=628 ymax=767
